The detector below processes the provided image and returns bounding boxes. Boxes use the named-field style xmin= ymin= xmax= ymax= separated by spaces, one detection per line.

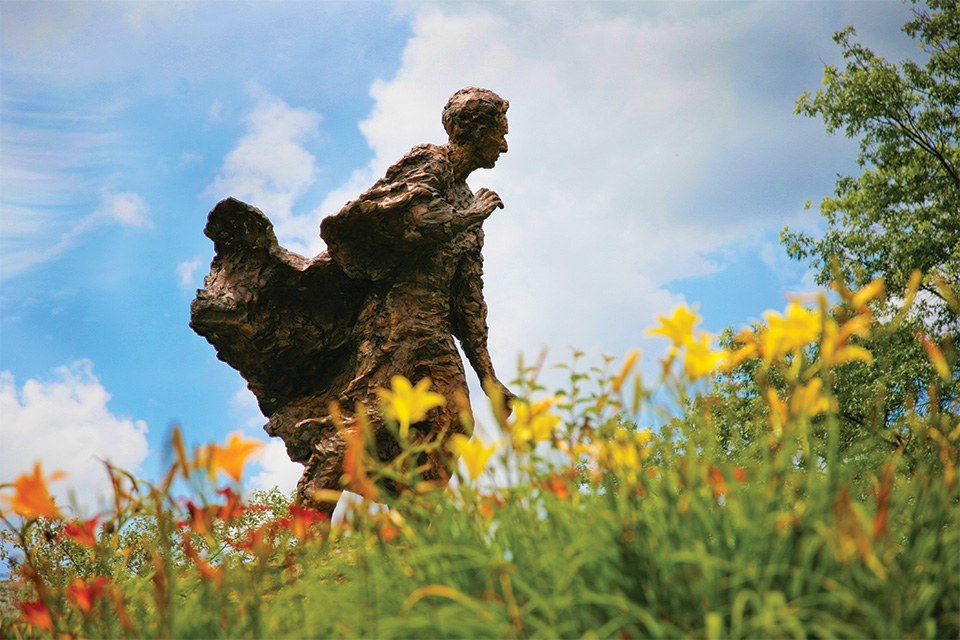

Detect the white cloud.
xmin=176 ymin=255 xmax=204 ymax=290
xmin=93 ymin=188 xmax=152 ymax=228
xmin=204 ymin=88 xmax=323 ymax=255
xmin=0 ymin=361 xmax=150 ymax=514
xmin=231 ymin=386 xmax=267 ymax=430
xmin=298 ymin=3 xmax=769 ymax=387
xmin=248 ymin=439 xmax=303 ymax=494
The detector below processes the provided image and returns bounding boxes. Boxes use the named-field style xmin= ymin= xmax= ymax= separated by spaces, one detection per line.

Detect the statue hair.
xmin=442 ymin=87 xmax=509 ymax=146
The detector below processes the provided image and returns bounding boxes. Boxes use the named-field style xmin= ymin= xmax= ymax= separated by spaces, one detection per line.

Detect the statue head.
xmin=442 ymin=87 xmax=509 ymax=169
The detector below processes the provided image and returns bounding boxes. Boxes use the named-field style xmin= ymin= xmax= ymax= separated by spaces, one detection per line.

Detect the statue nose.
xmin=500 ymin=139 xmax=508 ymax=153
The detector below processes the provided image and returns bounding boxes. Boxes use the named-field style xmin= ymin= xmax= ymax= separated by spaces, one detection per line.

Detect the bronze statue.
xmin=191 ymin=87 xmax=513 ymax=511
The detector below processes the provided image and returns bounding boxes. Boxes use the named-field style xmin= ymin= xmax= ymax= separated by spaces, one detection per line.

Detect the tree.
xmin=784 ymin=0 xmax=958 ymax=333
xmin=710 ymin=0 xmax=958 ymax=465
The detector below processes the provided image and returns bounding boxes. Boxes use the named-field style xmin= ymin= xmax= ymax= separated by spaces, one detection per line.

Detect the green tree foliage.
xmin=784 ymin=0 xmax=958 ymax=325
xmin=711 ymin=0 xmax=959 ymax=463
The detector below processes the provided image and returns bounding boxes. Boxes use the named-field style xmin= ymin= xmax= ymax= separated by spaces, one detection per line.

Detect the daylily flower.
xmin=64 ymin=516 xmax=100 ymax=548
xmin=449 ymin=434 xmax=498 ymax=481
xmin=683 ymin=332 xmax=728 ymax=380
xmin=541 ymin=472 xmax=571 ymax=500
xmin=918 ymin=332 xmax=951 ymax=381
xmin=611 ymin=349 xmax=640 ymax=392
xmin=278 ymin=503 xmax=328 ymax=541
xmin=66 ymin=576 xmax=111 ymax=613
xmin=646 ymin=304 xmax=701 ymax=349
xmin=4 ymin=463 xmax=64 ymax=520
xmin=19 ymin=599 xmax=53 ymax=630
xmin=183 ymin=539 xmax=223 ymax=583
xmin=342 ymin=424 xmax=379 ymax=500
xmin=820 ymin=315 xmax=873 ymax=367
xmin=850 ymin=278 xmax=885 ymax=312
xmin=509 ymin=397 xmax=561 ymax=448
xmin=211 ymin=431 xmax=264 ymax=482
xmin=376 ymin=375 xmax=447 ymax=439
xmin=790 ymin=378 xmax=830 ymax=417
xmin=762 ymin=301 xmax=821 ymax=362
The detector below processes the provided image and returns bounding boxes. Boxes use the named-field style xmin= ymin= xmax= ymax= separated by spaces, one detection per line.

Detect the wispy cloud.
xmin=1 ymin=187 xmax=152 ymax=280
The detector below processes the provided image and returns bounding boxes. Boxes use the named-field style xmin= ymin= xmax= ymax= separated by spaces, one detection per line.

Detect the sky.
xmin=0 ymin=0 xmax=920 ymax=512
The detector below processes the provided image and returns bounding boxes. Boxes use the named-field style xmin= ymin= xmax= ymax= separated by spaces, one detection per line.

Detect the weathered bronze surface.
xmin=191 ymin=88 xmax=513 ymax=511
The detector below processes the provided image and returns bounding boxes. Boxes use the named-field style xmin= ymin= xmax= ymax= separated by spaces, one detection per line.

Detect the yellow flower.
xmin=790 ymin=378 xmax=830 ymax=417
xmin=917 ymin=332 xmax=951 ymax=381
xmin=509 ymin=397 xmax=561 ymax=448
xmin=597 ymin=428 xmax=652 ymax=485
xmin=850 ymin=278 xmax=885 ymax=312
xmin=820 ymin=315 xmax=873 ymax=367
xmin=683 ymin=332 xmax=728 ymax=380
xmin=211 ymin=432 xmax=264 ymax=482
xmin=761 ymin=301 xmax=821 ymax=362
xmin=766 ymin=388 xmax=788 ymax=436
xmin=376 ymin=375 xmax=447 ymax=439
xmin=646 ymin=305 xmax=701 ymax=348
xmin=449 ymin=434 xmax=498 ymax=481
xmin=3 ymin=463 xmax=64 ymax=520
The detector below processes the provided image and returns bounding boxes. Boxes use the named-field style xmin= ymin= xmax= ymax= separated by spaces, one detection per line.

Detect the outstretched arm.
xmin=451 ymin=230 xmax=514 ymax=407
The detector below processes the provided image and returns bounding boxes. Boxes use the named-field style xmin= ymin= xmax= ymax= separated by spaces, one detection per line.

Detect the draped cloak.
xmin=190 ymin=143 xmax=497 ymax=500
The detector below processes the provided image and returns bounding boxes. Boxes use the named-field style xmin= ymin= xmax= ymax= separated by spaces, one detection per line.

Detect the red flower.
xmin=278 ymin=504 xmax=327 ymax=541
xmin=215 ymin=487 xmax=246 ymax=521
xmin=19 ymin=599 xmax=53 ymax=630
xmin=183 ymin=501 xmax=214 ymax=538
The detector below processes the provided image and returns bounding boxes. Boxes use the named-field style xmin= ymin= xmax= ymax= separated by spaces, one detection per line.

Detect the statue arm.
xmin=383 ymin=185 xmax=502 ymax=245
xmin=451 ymin=234 xmax=514 ymax=405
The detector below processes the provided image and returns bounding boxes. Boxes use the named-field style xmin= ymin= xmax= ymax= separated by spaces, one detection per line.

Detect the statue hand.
xmin=469 ymin=188 xmax=504 ymax=220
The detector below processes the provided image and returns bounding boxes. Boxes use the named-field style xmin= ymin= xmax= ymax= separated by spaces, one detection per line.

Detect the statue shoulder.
xmin=379 ymin=143 xmax=450 ymax=186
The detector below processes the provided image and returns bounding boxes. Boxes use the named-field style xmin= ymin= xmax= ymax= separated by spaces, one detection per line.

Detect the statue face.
xmin=474 ymin=117 xmax=509 ymax=169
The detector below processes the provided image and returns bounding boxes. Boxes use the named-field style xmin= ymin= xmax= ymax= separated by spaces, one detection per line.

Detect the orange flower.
xmin=63 ymin=516 xmax=100 ymax=548
xmin=611 ymin=349 xmax=640 ymax=392
xmin=4 ymin=463 xmax=64 ymax=520
xmin=918 ymin=332 xmax=951 ymax=381
xmin=342 ymin=425 xmax=379 ymax=500
xmin=66 ymin=576 xmax=110 ymax=613
xmin=182 ymin=539 xmax=223 ymax=583
xmin=707 ymin=466 xmax=728 ymax=499
xmin=210 ymin=432 xmax=263 ymax=482
xmin=379 ymin=522 xmax=400 ymax=542
xmin=19 ymin=599 xmax=53 ymax=630
xmin=542 ymin=472 xmax=571 ymax=500
xmin=183 ymin=501 xmax=214 ymax=539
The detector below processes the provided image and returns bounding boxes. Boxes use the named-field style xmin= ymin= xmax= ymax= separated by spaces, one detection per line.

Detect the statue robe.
xmin=191 ymin=143 xmax=498 ymax=504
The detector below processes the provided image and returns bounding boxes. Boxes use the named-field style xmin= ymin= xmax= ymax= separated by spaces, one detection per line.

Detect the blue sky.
xmin=1 ymin=1 xmax=918 ymax=508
